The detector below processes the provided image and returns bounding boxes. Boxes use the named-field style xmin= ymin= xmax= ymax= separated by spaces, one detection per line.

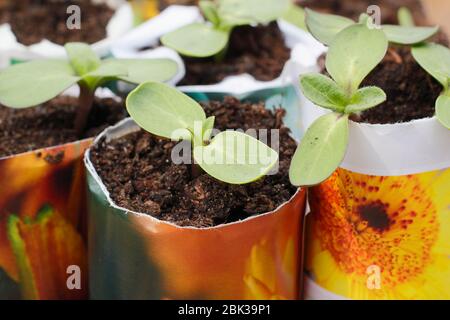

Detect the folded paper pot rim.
xmin=110 ymin=5 xmax=321 ymax=95
xmin=302 ymin=97 xmax=450 ymax=300
xmin=0 ymin=0 xmax=134 ymax=67
xmin=84 ymin=118 xmax=306 ymax=300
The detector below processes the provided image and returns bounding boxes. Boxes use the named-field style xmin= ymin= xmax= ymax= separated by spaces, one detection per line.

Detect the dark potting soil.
xmin=179 ymin=22 xmax=291 ymax=85
xmin=296 ymin=0 xmax=427 ymax=25
xmin=90 ymin=97 xmax=298 ymax=228
xmin=318 ymin=46 xmax=444 ymax=124
xmin=0 ymin=96 xmax=126 ymax=158
xmin=0 ymin=0 xmax=114 ymax=46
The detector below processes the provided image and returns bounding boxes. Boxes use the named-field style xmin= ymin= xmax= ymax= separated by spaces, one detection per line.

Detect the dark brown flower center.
xmin=358 ymin=201 xmax=391 ymax=232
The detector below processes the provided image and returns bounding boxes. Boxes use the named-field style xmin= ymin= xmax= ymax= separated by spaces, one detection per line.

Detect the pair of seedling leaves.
xmin=161 ymin=0 xmax=290 ymax=58
xmin=0 ymin=43 xmax=178 ymax=132
xmin=289 ymin=11 xmax=450 ymax=187
xmin=127 ymin=82 xmax=278 ymax=185
xmin=305 ymin=9 xmax=450 ymax=129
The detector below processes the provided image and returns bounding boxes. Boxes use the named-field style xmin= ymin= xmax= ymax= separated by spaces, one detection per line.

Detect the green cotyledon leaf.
xmin=382 ymin=25 xmax=439 ymax=45
xmin=64 ymin=42 xmax=101 ymax=76
xmin=0 ymin=60 xmax=80 ymax=108
xmin=436 ymin=94 xmax=450 ymax=129
xmin=345 ymin=86 xmax=387 ymax=114
xmin=397 ymin=7 xmax=415 ymax=27
xmin=326 ymin=23 xmax=388 ymax=95
xmin=126 ymin=81 xmax=206 ymax=141
xmin=217 ymin=0 xmax=290 ymax=27
xmin=305 ymin=8 xmax=354 ymax=45
xmin=412 ymin=43 xmax=450 ymax=89
xmin=194 ymin=130 xmax=278 ymax=184
xmin=161 ymin=23 xmax=229 ymax=58
xmin=289 ymin=112 xmax=349 ymax=186
xmin=299 ymin=73 xmax=349 ymax=112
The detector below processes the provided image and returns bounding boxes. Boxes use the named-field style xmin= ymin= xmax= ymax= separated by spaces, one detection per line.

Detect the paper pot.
xmin=0 ymin=88 xmax=121 ymax=300
xmin=303 ymin=116 xmax=450 ymax=300
xmin=0 ymin=0 xmax=134 ymax=68
xmin=110 ymin=5 xmax=325 ymax=94
xmin=0 ymin=139 xmax=91 ymax=300
xmin=84 ymin=89 xmax=307 ymax=300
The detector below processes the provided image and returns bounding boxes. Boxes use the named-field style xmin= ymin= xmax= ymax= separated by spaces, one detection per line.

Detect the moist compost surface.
xmin=179 ymin=22 xmax=291 ymax=85
xmin=0 ymin=0 xmax=114 ymax=46
xmin=296 ymin=0 xmax=426 ymax=25
xmin=90 ymin=97 xmax=298 ymax=228
xmin=318 ymin=46 xmax=444 ymax=124
xmin=0 ymin=96 xmax=126 ymax=158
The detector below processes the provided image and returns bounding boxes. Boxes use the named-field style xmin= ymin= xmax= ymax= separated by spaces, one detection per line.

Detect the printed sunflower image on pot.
xmin=289 ymin=14 xmax=450 ymax=300
xmin=0 ymin=43 xmax=179 ymax=300
xmin=85 ymin=82 xmax=306 ymax=300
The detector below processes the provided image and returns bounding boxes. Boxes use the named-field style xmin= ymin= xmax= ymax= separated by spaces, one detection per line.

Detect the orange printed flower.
xmin=305 ymin=168 xmax=450 ymax=300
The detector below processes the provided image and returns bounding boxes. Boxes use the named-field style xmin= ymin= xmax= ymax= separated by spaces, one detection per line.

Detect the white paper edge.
xmin=84 ymin=117 xmax=303 ymax=231
xmin=0 ymin=1 xmax=133 ymax=66
xmin=303 ymin=276 xmax=348 ymax=300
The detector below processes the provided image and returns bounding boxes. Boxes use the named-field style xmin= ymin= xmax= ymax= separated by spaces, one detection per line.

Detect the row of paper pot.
xmin=0 ymin=5 xmax=449 ymax=300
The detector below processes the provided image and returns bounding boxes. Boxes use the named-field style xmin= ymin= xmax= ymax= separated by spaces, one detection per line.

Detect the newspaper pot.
xmin=85 ymin=89 xmax=306 ymax=300
xmin=0 ymin=88 xmax=121 ymax=300
xmin=111 ymin=5 xmax=322 ymax=94
xmin=0 ymin=0 xmax=134 ymax=68
xmin=303 ymin=114 xmax=450 ymax=300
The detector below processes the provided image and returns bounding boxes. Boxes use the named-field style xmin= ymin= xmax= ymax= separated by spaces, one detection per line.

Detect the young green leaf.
xmin=412 ymin=43 xmax=450 ymax=88
xmin=289 ymin=113 xmax=349 ymax=186
xmin=199 ymin=0 xmax=220 ymax=25
xmin=382 ymin=25 xmax=439 ymax=45
xmin=161 ymin=23 xmax=229 ymax=58
xmin=126 ymin=82 xmax=206 ymax=140
xmin=194 ymin=130 xmax=278 ymax=184
xmin=345 ymin=87 xmax=387 ymax=114
xmin=299 ymin=73 xmax=348 ymax=112
xmin=326 ymin=23 xmax=388 ymax=95
xmin=305 ymin=8 xmax=354 ymax=45
xmin=436 ymin=94 xmax=450 ymax=129
xmin=65 ymin=42 xmax=101 ymax=76
xmin=282 ymin=4 xmax=307 ymax=31
xmin=0 ymin=60 xmax=80 ymax=108
xmin=397 ymin=7 xmax=415 ymax=27
xmin=218 ymin=0 xmax=290 ymax=27
xmin=103 ymin=59 xmax=179 ymax=84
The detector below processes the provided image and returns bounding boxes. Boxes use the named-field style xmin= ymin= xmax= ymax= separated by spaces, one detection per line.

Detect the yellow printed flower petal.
xmin=306 ymin=168 xmax=450 ymax=300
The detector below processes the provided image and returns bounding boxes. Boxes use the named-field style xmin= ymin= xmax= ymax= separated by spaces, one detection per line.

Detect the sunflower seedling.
xmin=0 ymin=42 xmax=178 ymax=134
xmin=289 ymin=23 xmax=388 ymax=186
xmin=412 ymin=43 xmax=450 ymax=129
xmin=161 ymin=0 xmax=290 ymax=59
xmin=126 ymin=82 xmax=278 ymax=184
xmin=304 ymin=7 xmax=438 ymax=46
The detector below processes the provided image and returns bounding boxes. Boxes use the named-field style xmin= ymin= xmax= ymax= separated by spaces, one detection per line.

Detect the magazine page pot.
xmin=110 ymin=5 xmax=326 ymax=94
xmin=0 ymin=139 xmax=91 ymax=300
xmin=0 ymin=88 xmax=120 ymax=300
xmin=304 ymin=117 xmax=450 ymax=300
xmin=0 ymin=0 xmax=134 ymax=68
xmin=85 ymin=118 xmax=306 ymax=300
